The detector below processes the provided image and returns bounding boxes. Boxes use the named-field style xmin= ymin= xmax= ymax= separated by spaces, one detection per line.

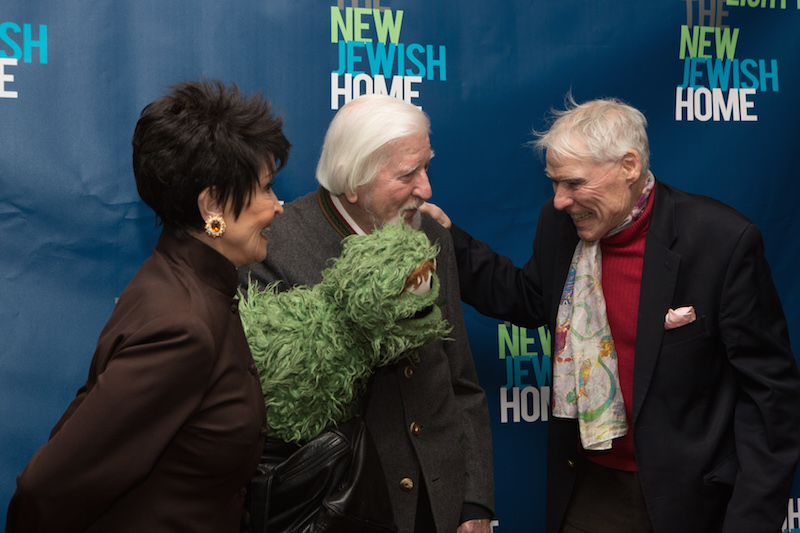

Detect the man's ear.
xmin=343 ymin=188 xmax=359 ymax=204
xmin=197 ymin=187 xmax=223 ymax=220
xmin=621 ymin=150 xmax=642 ymax=183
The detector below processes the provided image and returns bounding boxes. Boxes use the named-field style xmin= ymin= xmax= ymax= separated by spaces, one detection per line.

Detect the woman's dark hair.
xmin=132 ymin=79 xmax=291 ymax=236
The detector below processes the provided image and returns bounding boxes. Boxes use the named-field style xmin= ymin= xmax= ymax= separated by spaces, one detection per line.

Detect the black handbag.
xmin=242 ymin=414 xmax=398 ymax=533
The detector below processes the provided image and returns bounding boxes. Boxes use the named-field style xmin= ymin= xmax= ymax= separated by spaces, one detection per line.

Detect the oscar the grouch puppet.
xmin=238 ymin=222 xmax=451 ymax=444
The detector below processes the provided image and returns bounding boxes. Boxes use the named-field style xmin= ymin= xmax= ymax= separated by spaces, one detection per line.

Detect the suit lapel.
xmin=631 ymin=182 xmax=680 ymax=424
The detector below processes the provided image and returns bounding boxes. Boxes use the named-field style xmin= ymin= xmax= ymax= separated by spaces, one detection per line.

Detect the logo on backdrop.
xmin=675 ymin=0 xmax=796 ymax=121
xmin=498 ymin=322 xmax=551 ymax=423
xmin=329 ymin=0 xmax=447 ymax=109
xmin=0 ymin=22 xmax=47 ymax=99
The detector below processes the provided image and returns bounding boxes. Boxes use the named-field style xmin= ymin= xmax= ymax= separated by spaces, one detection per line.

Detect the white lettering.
xmin=0 ymin=57 xmax=18 ymax=99
xmin=500 ymin=386 xmax=550 ymax=423
xmin=783 ymin=497 xmax=800 ymax=531
xmin=331 ymin=72 xmax=422 ymax=109
xmin=674 ymin=87 xmax=758 ymax=121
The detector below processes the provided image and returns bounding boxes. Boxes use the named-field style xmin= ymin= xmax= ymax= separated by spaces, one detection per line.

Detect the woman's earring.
xmin=204 ymin=215 xmax=226 ymax=238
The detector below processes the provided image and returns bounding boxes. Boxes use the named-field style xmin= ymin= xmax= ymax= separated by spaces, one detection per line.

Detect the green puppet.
xmin=239 ymin=222 xmax=451 ymax=444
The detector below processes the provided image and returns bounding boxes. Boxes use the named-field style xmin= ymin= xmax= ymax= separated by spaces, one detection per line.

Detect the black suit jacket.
xmin=451 ymin=181 xmax=800 ymax=533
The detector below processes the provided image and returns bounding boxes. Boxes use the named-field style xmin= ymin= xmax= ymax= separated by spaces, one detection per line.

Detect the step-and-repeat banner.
xmin=2 ymin=1 xmax=799 ymax=530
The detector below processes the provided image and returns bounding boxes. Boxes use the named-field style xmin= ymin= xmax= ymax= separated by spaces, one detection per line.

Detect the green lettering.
xmin=374 ymin=9 xmax=403 ymax=44
xmin=498 ymin=323 xmax=519 ymax=359
xmin=331 ymin=6 xmax=353 ymax=43
xmin=714 ymin=27 xmax=738 ymax=59
xmin=521 ymin=327 xmax=543 ymax=356
xmin=679 ymin=25 xmax=698 ymax=59
xmin=353 ymin=7 xmax=372 ymax=42
xmin=698 ymin=26 xmax=714 ymax=58
xmin=538 ymin=326 xmax=552 ymax=356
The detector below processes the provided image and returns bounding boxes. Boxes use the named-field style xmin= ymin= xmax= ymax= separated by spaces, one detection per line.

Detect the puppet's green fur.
xmin=239 ymin=222 xmax=450 ymax=444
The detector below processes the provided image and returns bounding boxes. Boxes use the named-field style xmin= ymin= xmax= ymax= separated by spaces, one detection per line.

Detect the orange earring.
xmin=204 ymin=215 xmax=226 ymax=238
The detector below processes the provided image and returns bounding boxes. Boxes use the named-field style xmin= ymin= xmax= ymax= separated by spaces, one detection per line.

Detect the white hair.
xmin=316 ymin=95 xmax=431 ymax=195
xmin=533 ymin=95 xmax=650 ymax=177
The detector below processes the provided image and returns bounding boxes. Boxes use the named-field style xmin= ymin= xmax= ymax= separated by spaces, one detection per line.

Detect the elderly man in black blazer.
xmin=421 ymin=96 xmax=800 ymax=533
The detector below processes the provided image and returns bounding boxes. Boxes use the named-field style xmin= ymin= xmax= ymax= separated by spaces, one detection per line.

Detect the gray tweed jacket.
xmin=238 ymin=188 xmax=494 ymax=533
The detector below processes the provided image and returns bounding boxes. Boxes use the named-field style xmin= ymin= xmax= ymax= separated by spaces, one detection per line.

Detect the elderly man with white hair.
xmin=422 ymin=96 xmax=800 ymax=533
xmin=240 ymin=94 xmax=495 ymax=533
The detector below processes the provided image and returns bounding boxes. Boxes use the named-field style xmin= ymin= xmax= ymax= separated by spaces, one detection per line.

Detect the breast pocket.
xmin=662 ymin=315 xmax=708 ymax=347
xmin=658 ymin=315 xmax=720 ymax=391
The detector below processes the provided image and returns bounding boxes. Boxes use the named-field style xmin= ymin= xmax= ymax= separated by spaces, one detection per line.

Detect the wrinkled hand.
xmin=457 ymin=518 xmax=491 ymax=533
xmin=419 ymin=201 xmax=452 ymax=229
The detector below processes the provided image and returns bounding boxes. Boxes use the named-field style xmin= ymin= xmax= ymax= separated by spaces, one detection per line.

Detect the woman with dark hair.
xmin=7 ymin=79 xmax=291 ymax=533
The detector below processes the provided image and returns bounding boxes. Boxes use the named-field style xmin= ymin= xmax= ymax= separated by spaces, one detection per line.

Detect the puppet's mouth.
xmin=412 ymin=305 xmax=435 ymax=319
xmin=404 ymin=258 xmax=437 ymax=296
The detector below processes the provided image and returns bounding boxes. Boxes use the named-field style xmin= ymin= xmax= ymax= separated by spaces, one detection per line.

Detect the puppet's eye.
xmin=404 ymin=258 xmax=437 ymax=296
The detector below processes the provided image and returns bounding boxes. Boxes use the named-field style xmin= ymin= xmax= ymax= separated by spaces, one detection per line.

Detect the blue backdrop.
xmin=2 ymin=1 xmax=799 ymax=531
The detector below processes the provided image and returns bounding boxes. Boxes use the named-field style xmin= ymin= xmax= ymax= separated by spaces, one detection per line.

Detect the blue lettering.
xmin=679 ymin=57 xmax=779 ymax=91
xmin=405 ymin=43 xmax=424 ymax=77
xmin=334 ymin=40 xmax=367 ymax=75
xmin=740 ymin=58 xmax=758 ymax=89
xmin=347 ymin=41 xmax=366 ymax=74
xmin=690 ymin=58 xmax=704 ymax=87
xmin=503 ymin=354 xmax=551 ymax=388
xmin=0 ymin=23 xmax=47 ymax=64
xmin=759 ymin=59 xmax=779 ymax=92
xmin=514 ymin=356 xmax=531 ymax=388
xmin=426 ymin=45 xmax=446 ymax=81
xmin=531 ymin=354 xmax=551 ymax=387
xmin=707 ymin=59 xmax=732 ymax=90
xmin=365 ymin=42 xmax=396 ymax=77
xmin=0 ymin=23 xmax=22 ymax=60
xmin=23 ymin=24 xmax=46 ymax=64
xmin=334 ymin=40 xmax=345 ymax=74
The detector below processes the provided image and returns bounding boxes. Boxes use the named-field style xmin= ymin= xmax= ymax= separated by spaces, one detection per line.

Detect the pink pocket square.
xmin=665 ymin=306 xmax=696 ymax=330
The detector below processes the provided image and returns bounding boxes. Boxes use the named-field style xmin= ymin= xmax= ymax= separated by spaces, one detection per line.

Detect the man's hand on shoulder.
xmin=419 ymin=201 xmax=452 ymax=229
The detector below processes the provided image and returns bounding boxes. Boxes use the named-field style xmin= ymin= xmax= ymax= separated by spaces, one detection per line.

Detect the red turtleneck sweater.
xmin=583 ymin=188 xmax=655 ymax=472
